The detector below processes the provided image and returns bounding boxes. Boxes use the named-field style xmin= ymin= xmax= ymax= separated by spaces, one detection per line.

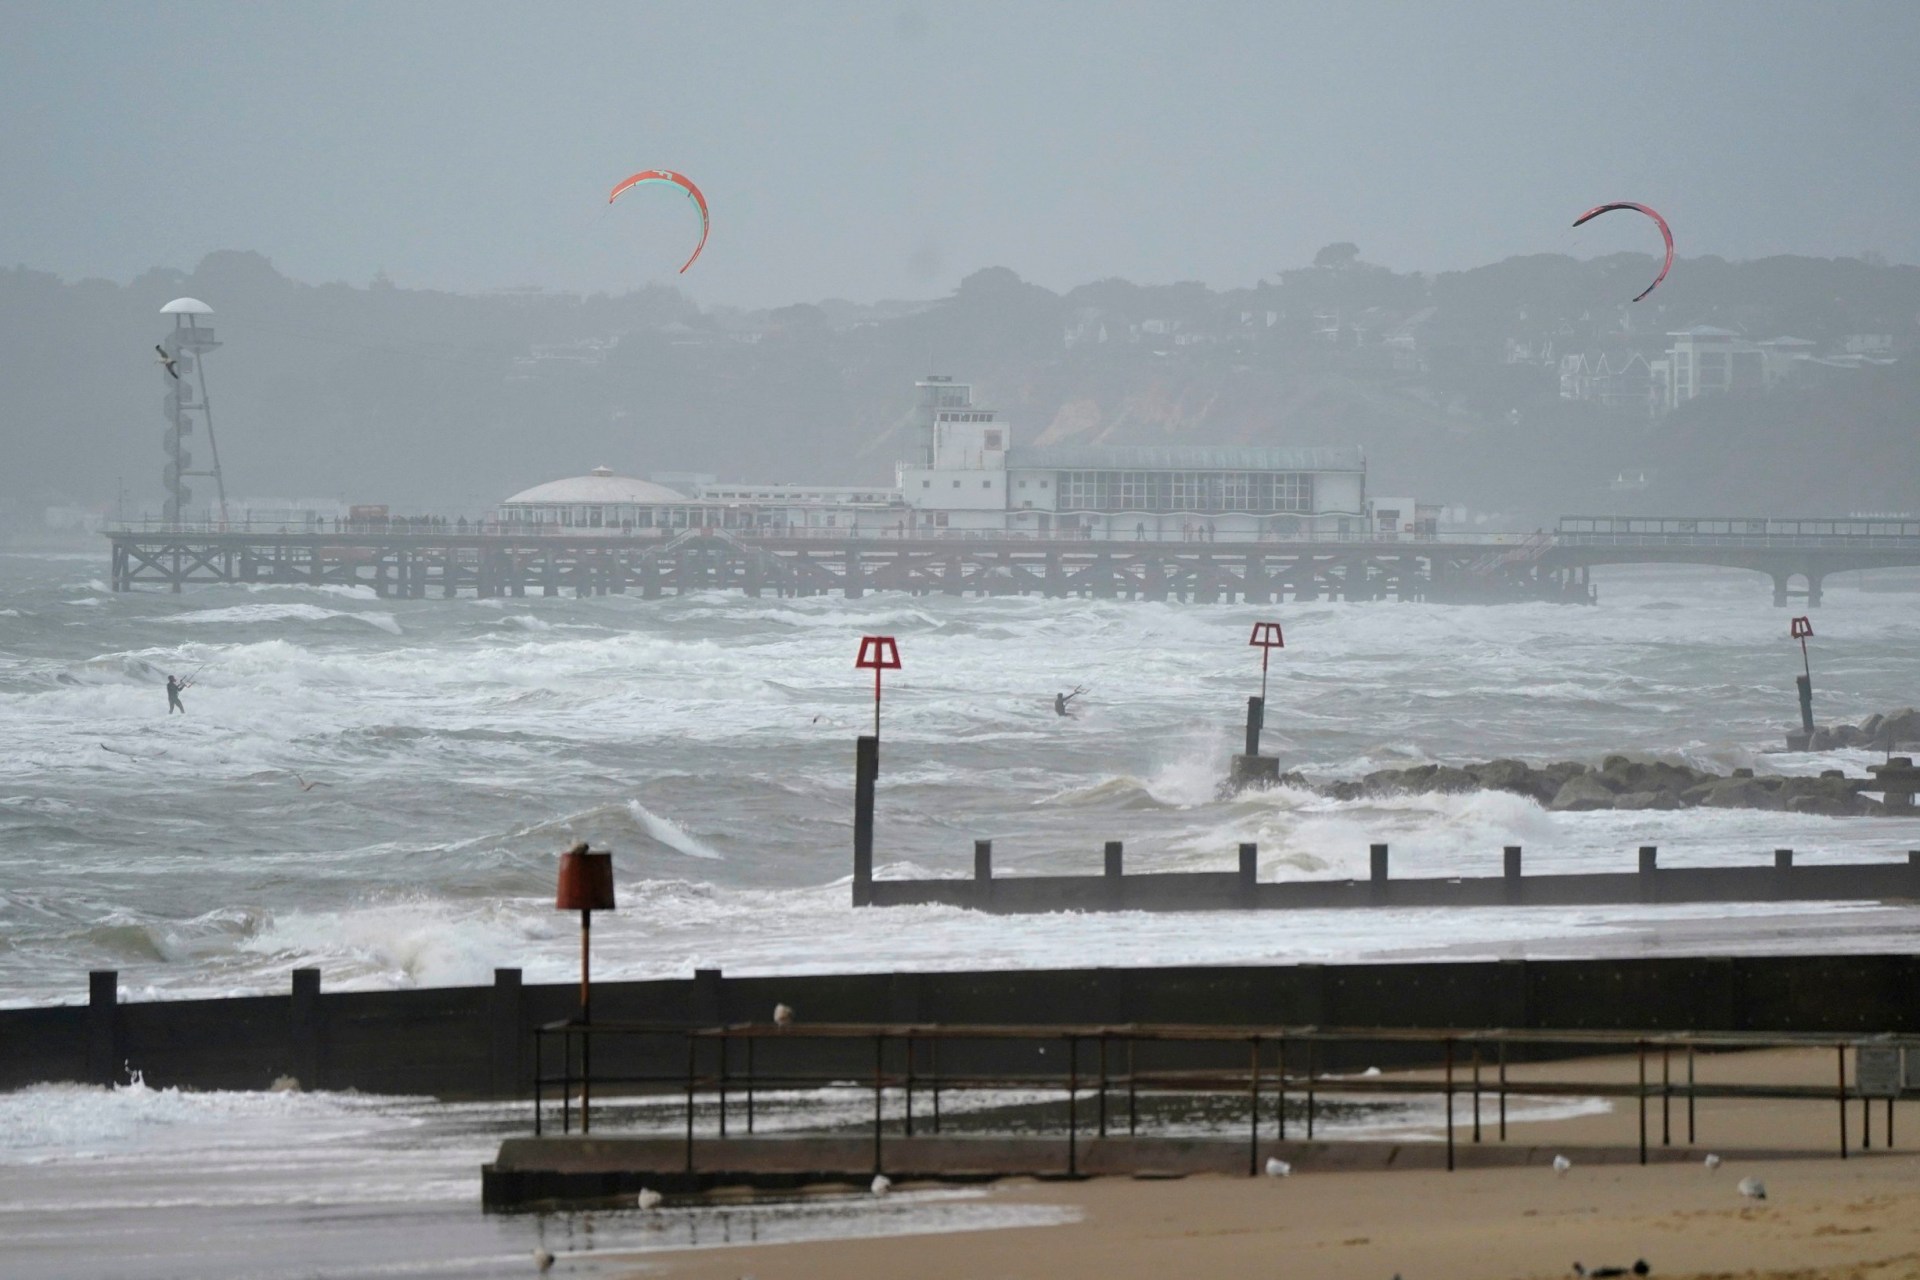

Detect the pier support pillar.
xmin=1105 ymin=841 xmax=1123 ymax=908
xmin=974 ymin=839 xmax=992 ymax=909
xmin=1245 ymin=554 xmax=1269 ymax=604
xmin=87 ymin=970 xmax=121 ymax=1087
xmin=844 ymin=549 xmax=863 ymax=599
xmin=852 ymin=736 xmax=877 ymax=906
xmin=1772 ymin=573 xmax=1790 ymax=607
xmin=1503 ymin=845 xmax=1522 ymax=903
xmin=1369 ymin=843 xmax=1389 ymax=902
xmin=1238 ymin=842 xmax=1258 ymax=906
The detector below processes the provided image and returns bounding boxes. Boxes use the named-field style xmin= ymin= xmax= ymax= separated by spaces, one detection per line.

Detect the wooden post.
xmin=853 ymin=736 xmax=878 ymax=906
xmin=87 ymin=970 xmax=120 ymax=1087
xmin=291 ymin=968 xmax=321 ymax=1090
xmin=490 ymin=968 xmax=523 ymax=1098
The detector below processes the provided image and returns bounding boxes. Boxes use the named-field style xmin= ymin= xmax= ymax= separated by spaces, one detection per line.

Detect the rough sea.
xmin=4 ymin=549 xmax=1919 ymax=1278
xmin=2 ymin=550 xmax=1918 ymax=1009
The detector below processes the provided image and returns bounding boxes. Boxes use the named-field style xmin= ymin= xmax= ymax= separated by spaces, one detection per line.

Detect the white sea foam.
xmin=156 ymin=602 xmax=403 ymax=634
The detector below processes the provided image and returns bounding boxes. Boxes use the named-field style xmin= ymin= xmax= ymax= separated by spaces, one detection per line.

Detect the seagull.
xmin=871 ymin=1173 xmax=892 ymax=1196
xmin=1264 ymin=1157 xmax=1292 ymax=1177
xmin=773 ymin=1002 xmax=793 ymax=1028
xmin=292 ymin=773 xmax=331 ymax=792
xmin=1704 ymin=1153 xmax=1722 ymax=1171
xmin=532 ymin=1247 xmax=555 ymax=1272
xmin=1552 ymin=1154 xmax=1572 ymax=1176
xmin=636 ymin=1187 xmax=662 ymax=1210
xmin=1737 ymin=1176 xmax=1767 ymax=1200
xmin=154 ymin=345 xmax=180 ymax=379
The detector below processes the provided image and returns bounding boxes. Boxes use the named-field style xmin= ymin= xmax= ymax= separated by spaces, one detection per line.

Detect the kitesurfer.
xmin=166 ymin=674 xmax=186 ymax=714
xmin=1056 ymin=686 xmax=1087 ymax=717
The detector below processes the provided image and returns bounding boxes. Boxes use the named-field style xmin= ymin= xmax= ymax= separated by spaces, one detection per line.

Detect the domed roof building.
xmin=497 ymin=466 xmax=692 ymax=529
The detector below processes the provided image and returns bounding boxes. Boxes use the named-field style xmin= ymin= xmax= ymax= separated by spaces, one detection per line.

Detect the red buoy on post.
xmin=556 ymin=841 xmax=615 ymax=1132
xmin=855 ymin=635 xmax=902 ymax=739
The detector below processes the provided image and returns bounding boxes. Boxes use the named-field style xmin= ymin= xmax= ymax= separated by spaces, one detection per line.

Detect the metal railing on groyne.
xmin=530 ymin=1019 xmax=1916 ymax=1174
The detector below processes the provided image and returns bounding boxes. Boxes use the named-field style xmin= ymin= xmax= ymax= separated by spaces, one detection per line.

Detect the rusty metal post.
xmin=1472 ymin=1043 xmax=1481 ymax=1143
xmin=1248 ymin=1037 xmax=1261 ymax=1176
xmin=684 ymin=1033 xmax=696 ymax=1173
xmin=1637 ymin=1041 xmax=1647 ymax=1165
xmin=1498 ymin=1039 xmax=1507 ymax=1141
xmin=873 ymin=1034 xmax=885 ymax=1175
xmin=1687 ymin=1044 xmax=1696 ymax=1144
xmin=1067 ymin=1035 xmax=1078 ymax=1176
xmin=1839 ymin=1044 xmax=1849 ymax=1160
xmin=1098 ymin=1035 xmax=1108 ymax=1138
xmin=1662 ymin=1044 xmax=1671 ymax=1146
xmin=1306 ymin=1040 xmax=1316 ymax=1139
xmin=1127 ymin=1038 xmax=1137 ymax=1136
xmin=1277 ymin=1036 xmax=1287 ymax=1141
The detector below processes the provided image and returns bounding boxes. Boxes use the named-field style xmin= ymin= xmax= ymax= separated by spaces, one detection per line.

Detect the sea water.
xmin=2 ymin=552 xmax=1918 ymax=1006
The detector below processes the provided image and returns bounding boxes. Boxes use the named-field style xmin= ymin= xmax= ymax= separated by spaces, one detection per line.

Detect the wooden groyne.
xmin=852 ymin=729 xmax=1920 ymax=914
xmin=12 ymin=955 xmax=1920 ymax=1099
xmin=862 ymin=839 xmax=1920 ymax=914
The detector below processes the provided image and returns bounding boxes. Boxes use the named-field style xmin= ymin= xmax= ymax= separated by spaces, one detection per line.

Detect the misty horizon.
xmin=6 ymin=2 xmax=1920 ymax=308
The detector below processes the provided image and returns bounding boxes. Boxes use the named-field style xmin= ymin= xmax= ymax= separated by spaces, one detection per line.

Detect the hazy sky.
xmin=5 ymin=1 xmax=1918 ymax=307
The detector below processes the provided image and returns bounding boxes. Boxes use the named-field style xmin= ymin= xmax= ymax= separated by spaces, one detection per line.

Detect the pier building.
xmin=895 ymin=376 xmax=1370 ymax=539
xmin=490 ymin=376 xmax=1376 ymax=540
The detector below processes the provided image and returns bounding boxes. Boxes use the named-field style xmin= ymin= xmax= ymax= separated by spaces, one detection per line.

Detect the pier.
xmin=1549 ymin=515 xmax=1920 ymax=606
xmin=103 ymin=513 xmax=1920 ymax=605
xmin=104 ymin=523 xmax=1589 ymax=603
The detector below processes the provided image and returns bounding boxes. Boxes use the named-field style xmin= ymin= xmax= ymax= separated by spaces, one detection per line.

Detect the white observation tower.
xmin=158 ymin=298 xmax=229 ymax=524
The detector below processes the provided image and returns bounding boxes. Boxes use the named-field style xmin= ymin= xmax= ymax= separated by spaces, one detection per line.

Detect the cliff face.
xmin=3 ymin=253 xmax=1915 ymax=523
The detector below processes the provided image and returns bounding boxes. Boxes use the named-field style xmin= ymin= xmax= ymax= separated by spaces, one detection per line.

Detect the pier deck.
xmin=103 ymin=524 xmax=1589 ymax=603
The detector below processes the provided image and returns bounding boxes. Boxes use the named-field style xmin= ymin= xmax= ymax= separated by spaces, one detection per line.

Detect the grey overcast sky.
xmin=4 ymin=1 xmax=1917 ymax=307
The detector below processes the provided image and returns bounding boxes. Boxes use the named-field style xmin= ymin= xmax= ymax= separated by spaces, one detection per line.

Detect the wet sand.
xmin=625 ymin=1049 xmax=1920 ymax=1280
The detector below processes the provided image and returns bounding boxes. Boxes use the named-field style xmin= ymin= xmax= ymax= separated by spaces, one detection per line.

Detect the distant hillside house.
xmin=1660 ymin=327 xmax=1766 ymax=409
xmin=1558 ymin=351 xmax=1659 ymax=416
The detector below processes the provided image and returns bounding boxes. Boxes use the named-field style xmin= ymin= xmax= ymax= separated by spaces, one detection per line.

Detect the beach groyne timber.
xmin=8 ymin=954 xmax=1920 ymax=1099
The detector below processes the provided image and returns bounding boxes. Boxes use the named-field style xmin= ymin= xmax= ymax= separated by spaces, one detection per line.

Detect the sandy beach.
xmin=623 ymin=1049 xmax=1920 ymax=1280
